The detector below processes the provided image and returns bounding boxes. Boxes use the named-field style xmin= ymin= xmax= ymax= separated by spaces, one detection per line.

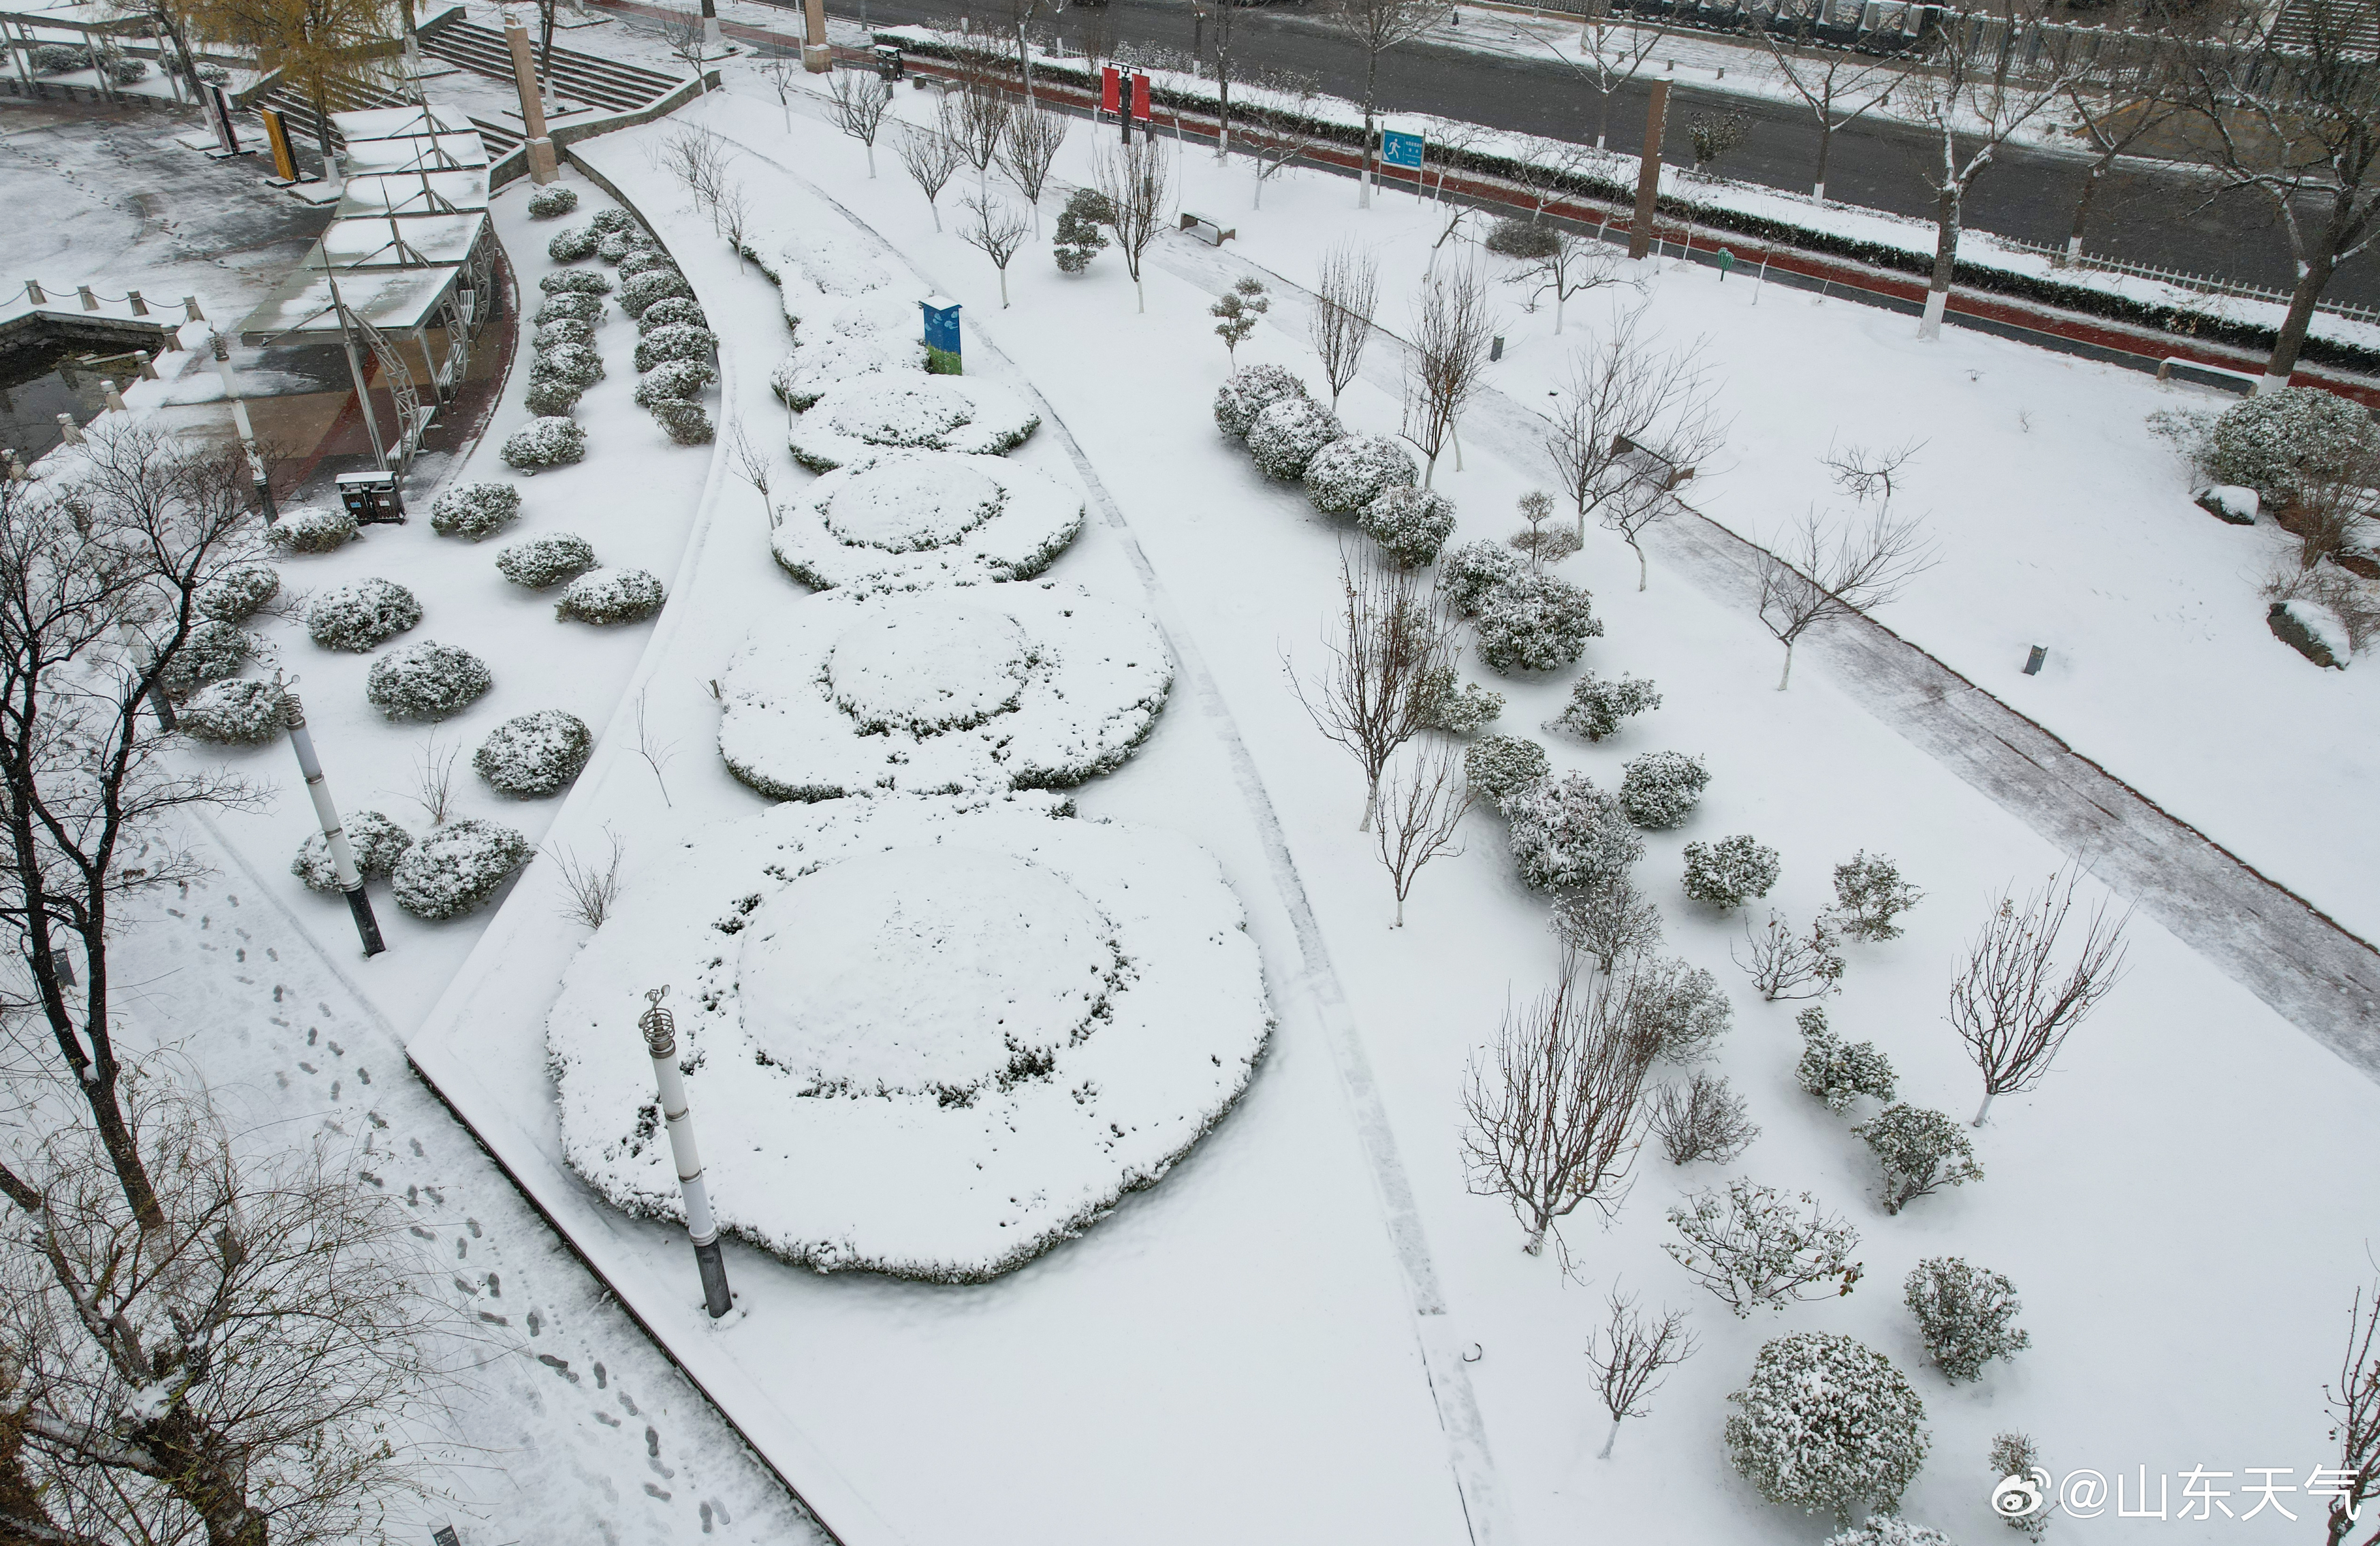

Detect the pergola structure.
xmin=0 ymin=1 xmax=153 ymax=104
xmin=233 ymin=103 xmax=498 ymax=479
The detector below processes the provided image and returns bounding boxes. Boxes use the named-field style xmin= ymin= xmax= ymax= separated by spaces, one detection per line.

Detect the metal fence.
xmin=1988 ymin=233 xmax=2380 ymax=327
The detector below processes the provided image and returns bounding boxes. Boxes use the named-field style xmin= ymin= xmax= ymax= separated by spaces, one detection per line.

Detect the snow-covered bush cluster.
xmin=544 ymin=794 xmax=1269 ymax=1281
xmin=474 ymin=709 xmax=592 ymax=797
xmin=1854 ymin=1104 xmax=1982 ymax=1215
xmin=547 ymin=224 xmax=600 ymax=263
xmin=555 ymin=567 xmax=664 ymax=625
xmin=618 ymin=248 xmax=675 ymax=280
xmin=178 ymin=678 xmax=288 ymax=745
xmin=1416 ymin=665 xmax=1502 ymax=735
xmin=1213 ymin=364 xmax=1306 ymax=440
xmin=427 ymin=480 xmax=521 ymax=542
xmin=1442 ymin=540 xmax=1524 ymax=615
xmin=766 ymin=236 xmax=926 ymax=412
xmin=1474 ymin=569 xmax=1604 ymax=674
xmin=540 ymin=268 xmax=612 ymax=297
xmin=501 ymin=416 xmax=586 ymax=471
xmin=158 ymin=620 xmax=254 ymax=698
xmin=530 ymin=342 xmax=605 ymax=390
xmin=588 ymin=208 xmax=638 ymax=237
xmin=534 ymin=318 xmax=596 ymax=352
xmin=292 ymin=809 xmax=412 ymax=891
xmin=196 ymin=562 xmax=279 ymax=623
xmin=1551 ymin=670 xmax=1661 ymax=742
xmin=1682 ymin=834 xmax=1779 ymax=910
xmin=526 ymin=184 xmax=579 ymax=219
xmin=496 ymin=532 xmax=598 ymax=590
xmin=1246 ymin=396 xmax=1344 ymax=481
xmin=306 ymin=578 xmax=420 ymax=653
xmin=264 ymin=504 xmax=356 ymax=555
xmin=1725 ymin=1332 xmax=1929 ymax=1521
xmin=719 ymin=582 xmax=1170 ymax=799
xmin=1793 ymin=1006 xmax=1896 ymax=1113
xmin=791 ymin=378 xmax=1041 ymax=472
xmin=2153 ymin=386 xmax=2380 ymax=505
xmin=364 ymin=640 xmax=491 ymax=721
xmin=1303 ymin=434 xmax=1415 ymax=515
xmin=633 ymin=323 xmax=715 ymax=375
xmin=1630 ymin=957 xmax=1733 ymax=1062
xmin=772 ymin=449 xmax=1084 ymax=592
xmin=638 ymin=295 xmax=705 ymax=335
xmin=391 ymin=818 xmax=532 ymax=921
xmin=1504 ymin=773 xmax=1643 ymax=892
xmin=650 ymin=398 xmax=713 ymax=446
xmin=1618 ymin=750 xmax=1708 ymax=829
xmin=633 ymin=359 xmax=715 ymax=410
xmin=533 ymin=292 xmax=604 ymax=328
xmin=620 ymin=268 xmax=696 ymax=320
xmin=1462 ymin=734 xmax=1548 ymax=808
xmin=524 ymin=377 xmax=584 ymax=418
xmin=1905 ymin=1257 xmax=2029 ymax=1382
xmin=1360 ymin=486 xmax=1455 ymax=568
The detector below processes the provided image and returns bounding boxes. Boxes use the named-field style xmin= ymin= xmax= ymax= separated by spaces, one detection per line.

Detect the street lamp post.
xmin=638 ymin=987 xmax=733 ymax=1318
xmin=209 ymin=332 xmax=277 ymax=521
xmin=284 ymin=687 xmax=387 ymax=958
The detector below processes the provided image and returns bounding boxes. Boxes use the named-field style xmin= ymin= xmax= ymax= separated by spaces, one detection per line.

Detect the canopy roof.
xmin=0 ymin=2 xmax=148 ymax=34
xmin=342 ymin=133 xmax=490 ymax=175
xmin=330 ymin=104 xmax=476 ymax=142
xmin=334 ymin=169 xmax=490 ymax=218
xmin=301 ymin=212 xmax=487 ymax=270
xmin=236 ymin=264 xmax=460 ymax=344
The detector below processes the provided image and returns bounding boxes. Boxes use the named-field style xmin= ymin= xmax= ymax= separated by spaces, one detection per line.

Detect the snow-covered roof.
xmin=341 ymin=133 xmax=490 ymax=175
xmin=301 ymin=213 xmax=487 ymax=271
xmin=236 ymin=264 xmax=460 ymax=343
xmin=330 ymin=104 xmax=476 ymax=142
xmin=334 ymin=170 xmax=490 ymax=218
xmin=0 ymin=1 xmax=146 ymax=32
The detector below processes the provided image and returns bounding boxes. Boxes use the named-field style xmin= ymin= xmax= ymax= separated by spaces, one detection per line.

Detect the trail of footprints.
xmin=129 ymin=877 xmax=819 ymax=1545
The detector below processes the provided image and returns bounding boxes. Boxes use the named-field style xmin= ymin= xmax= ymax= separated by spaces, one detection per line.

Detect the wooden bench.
xmin=1178 ymin=211 xmax=1235 ymax=246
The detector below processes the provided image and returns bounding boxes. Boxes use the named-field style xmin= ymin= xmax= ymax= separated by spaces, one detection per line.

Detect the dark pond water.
xmin=1 ymin=343 xmax=149 ymax=463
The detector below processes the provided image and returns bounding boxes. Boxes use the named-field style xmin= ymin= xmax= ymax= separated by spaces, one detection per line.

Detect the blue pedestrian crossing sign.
xmin=1380 ymin=130 xmax=1424 ymax=170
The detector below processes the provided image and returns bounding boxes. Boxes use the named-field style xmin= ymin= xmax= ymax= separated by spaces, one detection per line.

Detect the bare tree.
xmin=1462 ymin=962 xmax=1659 ymax=1261
xmin=1528 ymin=0 xmax=1661 ymax=152
xmin=1311 ymin=242 xmax=1380 ymax=410
xmin=0 ymin=1074 xmax=451 ymax=1545
xmin=953 ymin=84 xmax=1015 ymax=197
xmin=1821 ymin=437 xmax=1925 ymax=506
xmin=895 ymin=111 xmax=965 ymax=232
xmin=2168 ymin=0 xmax=2380 ymax=388
xmin=960 ymin=192 xmax=1032 ymax=307
xmin=1585 ymin=1286 xmax=1696 ymax=1459
xmin=1507 ymin=225 xmax=1628 ymax=337
xmin=1240 ymin=70 xmax=1326 ymax=210
xmin=550 ymin=827 xmax=625 ymax=929
xmin=1754 ymin=505 xmax=1935 ymax=688
xmin=1646 ymin=1070 xmax=1759 ymax=1166
xmin=1092 ymin=134 xmax=1174 ymax=314
xmin=829 ymin=70 xmax=896 ymax=178
xmin=996 ymin=0 xmax=1051 ymax=109
xmin=1291 ymin=553 xmax=1454 ymax=830
xmin=1322 ymin=0 xmax=1451 ymax=207
xmin=1544 ymin=310 xmax=1727 ymax=586
xmin=717 ymin=180 xmax=751 ymax=268
xmin=1948 ymin=867 xmax=2130 ymax=1126
xmin=1733 ymin=908 xmax=1846 ymax=1001
xmin=657 ymin=123 xmax=732 ymax=228
xmin=408 ymin=736 xmax=458 ymax=826
xmin=631 ymin=686 xmax=676 ymax=808
xmin=1373 ymin=738 xmax=1471 ymax=927
xmin=1206 ymin=0 xmax=1242 ymax=158
xmin=997 ymin=106 xmax=1068 ymax=235
xmin=758 ymin=49 xmax=800 ymax=132
xmin=726 ymin=416 xmax=772 ymax=522
xmin=2322 ymin=1278 xmax=2380 ymax=1546
xmin=1400 ymin=267 xmax=1494 ymax=486
xmin=2055 ymin=44 xmax=2190 ymax=265
xmin=0 ymin=423 xmax=263 ymax=1231
xmin=1755 ymin=11 xmax=1902 ymax=201
xmin=657 ymin=4 xmax=712 ymax=93
xmin=1553 ymin=873 xmax=1663 ymax=974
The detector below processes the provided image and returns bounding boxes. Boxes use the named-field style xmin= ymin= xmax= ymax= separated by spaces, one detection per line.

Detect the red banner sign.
xmin=1099 ymin=65 xmax=1120 ymax=115
xmin=1131 ymin=72 xmax=1151 ymax=122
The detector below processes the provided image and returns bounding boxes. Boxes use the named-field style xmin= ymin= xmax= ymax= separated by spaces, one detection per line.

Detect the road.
xmin=798 ymin=0 xmax=2379 ymax=308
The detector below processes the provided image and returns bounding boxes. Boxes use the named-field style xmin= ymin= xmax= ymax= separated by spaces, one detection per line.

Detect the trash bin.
xmin=874 ymin=43 xmax=904 ymax=81
xmin=336 ymin=469 xmax=406 ymax=525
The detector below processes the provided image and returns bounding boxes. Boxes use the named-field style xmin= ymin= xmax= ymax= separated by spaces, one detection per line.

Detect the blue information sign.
xmin=920 ymin=295 xmax=962 ymax=375
xmin=1379 ymin=130 xmax=1424 ymax=171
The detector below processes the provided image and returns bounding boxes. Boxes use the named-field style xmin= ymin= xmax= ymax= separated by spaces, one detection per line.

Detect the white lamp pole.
xmin=284 ymin=687 xmax=387 ymax=957
xmin=639 ymin=987 xmax=733 ymax=1318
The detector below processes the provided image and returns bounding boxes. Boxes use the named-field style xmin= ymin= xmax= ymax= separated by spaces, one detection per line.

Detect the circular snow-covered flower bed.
xmin=771 ymin=449 xmax=1083 ymax=592
xmin=790 ymin=378 xmax=1041 ymax=472
xmin=546 ymin=793 xmax=1270 ymax=1281
xmin=769 ymin=333 xmax=929 ymax=412
xmin=719 ymin=581 xmax=1169 ymax=800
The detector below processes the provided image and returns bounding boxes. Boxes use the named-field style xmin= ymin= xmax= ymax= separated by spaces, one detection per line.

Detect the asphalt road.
xmin=800 ymin=0 xmax=2380 ymax=308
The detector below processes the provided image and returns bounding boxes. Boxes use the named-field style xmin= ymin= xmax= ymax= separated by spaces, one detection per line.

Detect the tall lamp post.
xmin=284 ymin=687 xmax=386 ymax=957
xmin=639 ymin=987 xmax=733 ymax=1318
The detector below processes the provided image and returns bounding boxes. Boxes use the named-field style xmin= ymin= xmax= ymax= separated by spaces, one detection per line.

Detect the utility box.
xmin=336 ymin=469 xmax=406 ymax=525
xmin=874 ymin=43 xmax=904 ymax=80
xmin=921 ymin=296 xmax=962 ymax=375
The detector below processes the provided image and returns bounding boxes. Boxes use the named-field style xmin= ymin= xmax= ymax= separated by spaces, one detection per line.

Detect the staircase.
xmin=416 ymin=17 xmax=685 ymax=115
xmin=253 ymin=73 xmax=525 ymax=158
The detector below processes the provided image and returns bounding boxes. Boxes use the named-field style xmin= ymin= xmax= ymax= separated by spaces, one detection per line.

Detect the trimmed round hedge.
xmin=547 ymin=225 xmax=600 ymax=263
xmin=1214 ymin=364 xmax=1307 ymax=440
xmin=179 ymin=678 xmax=288 ymax=744
xmin=527 ymin=184 xmax=579 ymax=219
xmin=196 ymin=563 xmax=280 ymax=623
xmin=307 ymin=579 xmax=420 ymax=652
xmin=265 ymin=505 xmax=356 ymax=556
xmin=534 ymin=318 xmax=597 ymax=351
xmin=474 ymin=709 xmax=593 ymax=797
xmin=634 ymin=324 xmax=717 ymax=374
xmin=428 ymin=480 xmax=522 ymax=541
xmin=1304 ymin=434 xmax=1417 ymax=515
xmin=496 ymin=532 xmax=598 ymax=590
xmin=159 ymin=620 xmax=255 ymax=697
xmin=293 ymin=809 xmax=413 ymax=891
xmin=524 ymin=379 xmax=584 ymax=417
xmin=632 ymin=359 xmax=715 ymax=406
xmin=617 ymin=249 xmax=680 ymax=282
xmin=1361 ymin=487 xmax=1456 ymax=567
xmin=556 ymin=568 xmax=664 ymax=624
xmin=533 ymin=292 xmax=605 ymax=328
xmin=635 ymin=296 xmax=705 ymax=334
xmin=1246 ymin=396 xmax=1344 ymax=481
xmin=540 ymin=268 xmax=612 ymax=297
xmin=502 ymin=417 xmax=587 ymax=471
xmin=391 ymin=818 xmax=532 ymax=920
xmin=365 ymin=640 xmax=492 ymax=721
xmin=531 ymin=342 xmax=606 ymax=390
xmin=588 ymin=208 xmax=638 ymax=236
xmin=651 ymin=399 xmax=714 ymax=445
xmin=620 ymin=269 xmax=696 ymax=319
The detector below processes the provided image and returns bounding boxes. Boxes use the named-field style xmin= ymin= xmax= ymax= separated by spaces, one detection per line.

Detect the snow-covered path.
xmin=1151 ymin=235 xmax=2380 ymax=1081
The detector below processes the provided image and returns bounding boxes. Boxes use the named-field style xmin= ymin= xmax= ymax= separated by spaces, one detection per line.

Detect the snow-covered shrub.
xmin=1361 ymin=486 xmax=1456 ymax=567
xmin=391 ymin=818 xmax=532 ymax=920
xmin=365 ymin=640 xmax=491 ymax=722
xmin=771 ymin=331 xmax=929 ymax=412
xmin=635 ymin=295 xmax=705 ymax=334
xmin=178 ymin=678 xmax=288 ymax=744
xmin=1485 ymin=215 xmax=1561 ymax=259
xmin=496 ymin=532 xmax=597 ymax=590
xmin=1682 ymin=835 xmax=1779 ymax=910
xmin=265 ymin=504 xmax=356 ymax=555
xmin=1053 ymin=186 xmax=1114 ymax=273
xmin=1441 ymin=539 xmax=1525 ymax=615
xmin=1618 ymin=750 xmax=1709 ymax=829
xmin=1648 ymin=1070 xmax=1758 ymax=1165
xmin=633 ymin=323 xmax=716 ymax=373
xmin=1552 ymin=671 xmax=1661 ymax=742
xmin=306 ymin=578 xmax=420 ymax=652
xmin=1213 ymin=364 xmax=1308 ymax=440
xmin=545 ymin=793 xmax=1267 ymax=1280
xmin=531 ymin=342 xmax=605 ymax=389
xmin=556 ymin=567 xmax=664 ymax=625
xmin=195 ymin=62 xmax=228 ymax=84
xmin=501 ymin=416 xmax=586 ymax=471
xmin=773 ymin=450 xmax=1083 ymax=591
xmin=526 ymin=184 xmax=579 ymax=219
xmin=1825 ymin=1515 xmax=1958 ymax=1546
xmin=1667 ymin=1180 xmax=1863 ymax=1318
xmin=533 ymin=292 xmax=604 ymax=327
xmin=110 ymin=56 xmax=147 ymax=83
xmin=718 ymin=583 xmax=1171 ymax=799
xmin=1416 ymin=666 xmax=1502 ymax=734
xmin=1474 ymin=570 xmax=1603 ymax=674
xmin=292 ymin=809 xmax=412 ymax=891
xmin=1726 ymin=1333 xmax=1929 ymax=1522
xmin=1744 ymin=909 xmax=1848 ymax=1001
xmin=1629 ymin=956 xmax=1733 ymax=1062
xmin=1245 ymin=396 xmax=1344 ymax=481
xmin=1462 ymin=735 xmax=1548 ymax=808
xmin=2174 ymin=387 xmax=2380 ymax=505
xmin=474 ymin=709 xmax=592 ymax=797
xmin=196 ymin=562 xmax=280 ymax=623
xmin=158 ymin=620 xmax=254 ymax=697
xmin=650 ymin=398 xmax=714 ymax=445
xmin=1832 ymin=851 xmax=1922 ymax=942
xmin=1854 ymin=1105 xmax=1982 ymax=1215
xmin=620 ymin=269 xmax=696 ymax=320
xmin=1303 ymin=434 xmax=1417 ymax=515
xmin=533 ymin=318 xmax=597 ymax=351
xmin=523 ymin=378 xmax=584 ymax=417
xmin=540 ymin=268 xmax=612 ymax=297
xmin=427 ymin=480 xmax=521 ymax=542
xmin=791 ymin=379 xmax=1041 ymax=471
xmin=1991 ymin=1433 xmax=2052 ymax=1540
xmin=632 ymin=358 xmax=715 ymax=406
xmin=597 ymin=232 xmax=634 ymax=263
xmin=1905 ymin=1257 xmax=2030 ymax=1382
xmin=1794 ymin=1006 xmax=1896 ymax=1114
xmin=1505 ymin=773 xmax=1644 ymax=891
xmin=547 ymin=224 xmax=600 ymax=262
xmin=588 ymin=208 xmax=637 ymax=236
xmin=33 ymin=43 xmax=87 ymax=72
xmin=617 ymin=248 xmax=678 ymax=281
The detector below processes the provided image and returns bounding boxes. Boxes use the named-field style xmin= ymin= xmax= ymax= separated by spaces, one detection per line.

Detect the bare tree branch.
xmin=1948 ymin=866 xmax=2130 ymax=1126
